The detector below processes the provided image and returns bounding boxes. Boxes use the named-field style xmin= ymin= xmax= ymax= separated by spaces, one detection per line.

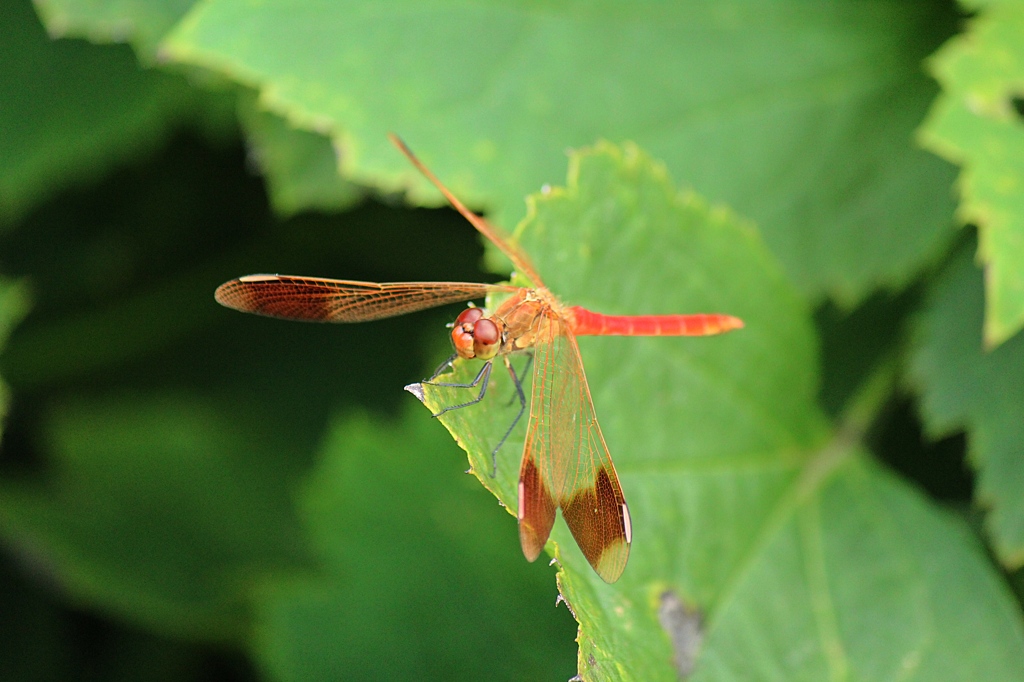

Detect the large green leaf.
xmin=162 ymin=0 xmax=957 ymax=302
xmin=237 ymin=96 xmax=364 ymax=217
xmin=0 ymin=0 xmax=231 ymax=226
xmin=32 ymin=0 xmax=364 ymax=221
xmin=910 ymin=239 xmax=1024 ymax=567
xmin=410 ymin=143 xmax=1024 ymax=679
xmin=919 ymin=1 xmax=1024 ymax=346
xmin=34 ymin=0 xmax=198 ymax=61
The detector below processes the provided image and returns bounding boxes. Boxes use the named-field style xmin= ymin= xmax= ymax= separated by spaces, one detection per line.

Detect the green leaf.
xmin=162 ymin=0 xmax=957 ymax=302
xmin=0 ymin=0 xmax=232 ymax=225
xmin=0 ymin=392 xmax=317 ymax=640
xmin=410 ymin=143 xmax=1024 ymax=679
xmin=910 ymin=239 xmax=1024 ymax=567
xmin=252 ymin=408 xmax=577 ymax=681
xmin=237 ymin=95 xmax=364 ymax=217
xmin=918 ymin=1 xmax=1024 ymax=346
xmin=696 ymin=454 xmax=1024 ymax=682
xmin=33 ymin=1 xmax=364 ymax=220
xmin=34 ymin=0 xmax=198 ymax=61
xmin=0 ymin=277 xmax=31 ymax=438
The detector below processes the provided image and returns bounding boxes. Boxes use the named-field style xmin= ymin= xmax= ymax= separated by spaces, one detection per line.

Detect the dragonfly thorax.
xmin=451 ymin=306 xmax=503 ymax=361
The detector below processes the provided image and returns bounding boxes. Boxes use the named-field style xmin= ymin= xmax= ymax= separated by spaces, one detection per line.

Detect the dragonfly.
xmin=215 ymin=135 xmax=743 ymax=583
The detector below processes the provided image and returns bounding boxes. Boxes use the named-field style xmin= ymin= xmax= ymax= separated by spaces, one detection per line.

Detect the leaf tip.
xmin=404 ymin=382 xmax=426 ymax=402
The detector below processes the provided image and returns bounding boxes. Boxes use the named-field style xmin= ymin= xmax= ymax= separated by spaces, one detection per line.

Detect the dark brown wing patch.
xmin=561 ymin=466 xmax=631 ymax=583
xmin=518 ymin=454 xmax=558 ymax=562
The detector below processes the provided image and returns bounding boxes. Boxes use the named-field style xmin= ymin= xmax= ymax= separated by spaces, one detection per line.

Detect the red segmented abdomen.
xmin=567 ymin=306 xmax=744 ymax=337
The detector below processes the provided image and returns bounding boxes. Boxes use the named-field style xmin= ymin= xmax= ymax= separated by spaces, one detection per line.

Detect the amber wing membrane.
xmin=215 ymin=275 xmax=517 ymax=323
xmin=388 ymin=134 xmax=545 ymax=288
xmin=517 ymin=312 xmax=631 ymax=583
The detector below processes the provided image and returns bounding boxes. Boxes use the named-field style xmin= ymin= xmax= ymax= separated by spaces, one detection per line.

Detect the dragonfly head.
xmin=452 ymin=307 xmax=502 ymax=361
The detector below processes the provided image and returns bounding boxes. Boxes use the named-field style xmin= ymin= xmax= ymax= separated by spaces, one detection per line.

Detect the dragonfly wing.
xmin=518 ymin=450 xmax=558 ymax=564
xmin=389 ymin=135 xmax=545 ymax=288
xmin=518 ymin=313 xmax=631 ymax=583
xmin=215 ymin=275 xmax=516 ymax=323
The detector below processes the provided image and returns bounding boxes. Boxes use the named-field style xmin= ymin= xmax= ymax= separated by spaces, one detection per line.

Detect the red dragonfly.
xmin=215 ymin=135 xmax=743 ymax=583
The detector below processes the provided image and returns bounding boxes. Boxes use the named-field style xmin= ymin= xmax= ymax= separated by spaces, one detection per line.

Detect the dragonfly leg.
xmin=505 ymin=351 xmax=533 ymax=406
xmin=425 ymin=352 xmax=459 ymax=382
xmin=486 ymin=355 xmax=527 ymax=477
xmin=420 ymin=354 xmax=527 ymax=478
xmin=424 ymin=361 xmax=494 ymax=417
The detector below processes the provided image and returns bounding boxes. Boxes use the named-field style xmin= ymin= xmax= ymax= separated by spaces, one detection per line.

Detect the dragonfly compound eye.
xmin=454 ymin=309 xmax=489 ymax=360
xmin=455 ymin=307 xmax=484 ymax=326
xmin=473 ymin=318 xmax=501 ymax=360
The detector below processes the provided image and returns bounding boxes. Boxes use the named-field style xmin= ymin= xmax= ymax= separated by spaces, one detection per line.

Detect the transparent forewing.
xmin=215 ymin=275 xmax=516 ymax=323
xmin=389 ymin=135 xmax=545 ymax=288
xmin=518 ymin=312 xmax=631 ymax=583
